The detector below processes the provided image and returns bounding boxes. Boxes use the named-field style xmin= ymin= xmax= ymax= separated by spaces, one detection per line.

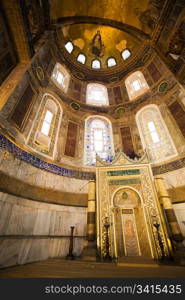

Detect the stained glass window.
xmin=86 ymin=83 xmax=109 ymax=106
xmin=84 ymin=117 xmax=114 ymax=166
xmin=136 ymin=105 xmax=177 ymax=162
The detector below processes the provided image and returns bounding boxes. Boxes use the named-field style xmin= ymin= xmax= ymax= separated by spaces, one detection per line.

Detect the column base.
xmin=65 ymin=254 xmax=76 ymax=260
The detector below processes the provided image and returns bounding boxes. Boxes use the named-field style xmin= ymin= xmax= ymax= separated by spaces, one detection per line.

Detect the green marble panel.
xmin=107 ymin=169 xmax=140 ymax=177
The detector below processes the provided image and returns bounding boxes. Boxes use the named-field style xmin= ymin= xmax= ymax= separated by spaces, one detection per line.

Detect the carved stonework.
xmin=96 ymin=159 xmax=170 ymax=259
xmin=140 ymin=167 xmax=169 ymax=257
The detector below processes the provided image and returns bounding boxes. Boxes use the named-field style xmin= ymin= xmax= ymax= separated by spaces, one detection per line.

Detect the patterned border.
xmin=0 ymin=135 xmax=95 ymax=180
xmin=0 ymin=134 xmax=185 ymax=178
xmin=152 ymin=157 xmax=185 ymax=175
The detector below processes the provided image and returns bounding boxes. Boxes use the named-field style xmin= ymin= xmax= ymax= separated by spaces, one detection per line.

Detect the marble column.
xmin=155 ymin=176 xmax=185 ymax=264
xmin=82 ymin=180 xmax=97 ymax=260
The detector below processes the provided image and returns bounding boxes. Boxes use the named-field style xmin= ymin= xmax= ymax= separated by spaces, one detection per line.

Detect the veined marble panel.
xmin=162 ymin=167 xmax=185 ymax=188
xmin=0 ymin=191 xmax=87 ymax=267
xmin=0 ymin=237 xmax=85 ymax=268
xmin=0 ymin=191 xmax=87 ymax=236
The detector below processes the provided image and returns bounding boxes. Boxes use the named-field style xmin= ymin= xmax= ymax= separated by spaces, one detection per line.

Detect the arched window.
xmin=77 ymin=53 xmax=86 ymax=64
xmin=92 ymin=59 xmax=101 ymax=69
xmin=121 ymin=49 xmax=131 ymax=60
xmin=27 ymin=94 xmax=62 ymax=159
xmin=125 ymin=71 xmax=149 ymax=100
xmin=51 ymin=63 xmax=70 ymax=93
xmin=65 ymin=41 xmax=74 ymax=53
xmin=86 ymin=83 xmax=109 ymax=106
xmin=107 ymin=57 xmax=117 ymax=67
xmin=84 ymin=116 xmax=114 ymax=166
xmin=136 ymin=105 xmax=177 ymax=163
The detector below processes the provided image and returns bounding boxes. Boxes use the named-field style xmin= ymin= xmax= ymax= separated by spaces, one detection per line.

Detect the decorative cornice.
xmin=0 ymin=133 xmax=185 ymax=178
xmin=152 ymin=156 xmax=185 ymax=175
xmin=96 ymin=151 xmax=148 ymax=167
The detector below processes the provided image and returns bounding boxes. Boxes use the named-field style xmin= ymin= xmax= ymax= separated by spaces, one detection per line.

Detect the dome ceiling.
xmin=50 ymin=0 xmax=166 ymax=71
xmin=60 ymin=24 xmax=139 ymax=63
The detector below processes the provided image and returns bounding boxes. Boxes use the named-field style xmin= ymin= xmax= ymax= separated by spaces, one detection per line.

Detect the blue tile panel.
xmin=0 ymin=135 xmax=95 ymax=180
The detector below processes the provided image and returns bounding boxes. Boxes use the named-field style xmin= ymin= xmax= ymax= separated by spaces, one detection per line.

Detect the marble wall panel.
xmin=33 ymin=209 xmax=52 ymax=235
xmin=0 ymin=192 xmax=87 ymax=237
xmin=0 ymin=200 xmax=12 ymax=234
xmin=0 ymin=237 xmax=85 ymax=268
xmin=0 ymin=239 xmax=21 ymax=268
xmin=0 ymin=191 xmax=87 ymax=268
xmin=162 ymin=167 xmax=185 ymax=189
xmin=0 ymin=149 xmax=89 ymax=195
xmin=5 ymin=204 xmax=38 ymax=235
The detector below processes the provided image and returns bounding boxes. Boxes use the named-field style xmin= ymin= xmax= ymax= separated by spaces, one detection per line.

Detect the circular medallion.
xmin=115 ymin=107 xmax=125 ymax=115
xmin=70 ymin=102 xmax=80 ymax=111
xmin=158 ymin=81 xmax=168 ymax=93
xmin=109 ymin=76 xmax=119 ymax=83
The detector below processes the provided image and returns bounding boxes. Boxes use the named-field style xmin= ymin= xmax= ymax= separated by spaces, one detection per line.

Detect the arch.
xmin=86 ymin=83 xmax=109 ymax=106
xmin=27 ymin=93 xmax=63 ymax=159
xmin=56 ymin=16 xmax=150 ymax=42
xmin=84 ymin=115 xmax=114 ymax=166
xmin=111 ymin=185 xmax=153 ymax=258
xmin=136 ymin=104 xmax=177 ymax=163
xmin=125 ymin=71 xmax=149 ymax=100
xmin=51 ymin=63 xmax=70 ymax=93
xmin=111 ymin=185 xmax=143 ymax=208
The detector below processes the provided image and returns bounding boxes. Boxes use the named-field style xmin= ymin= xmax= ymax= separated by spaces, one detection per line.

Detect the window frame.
xmin=136 ymin=104 xmax=177 ymax=163
xmin=84 ymin=116 xmax=114 ymax=166
xmin=51 ymin=63 xmax=70 ymax=93
xmin=125 ymin=71 xmax=149 ymax=101
xmin=86 ymin=83 xmax=109 ymax=106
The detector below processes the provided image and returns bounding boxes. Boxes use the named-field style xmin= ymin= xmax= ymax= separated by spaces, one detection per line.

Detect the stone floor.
xmin=0 ymin=258 xmax=185 ymax=278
